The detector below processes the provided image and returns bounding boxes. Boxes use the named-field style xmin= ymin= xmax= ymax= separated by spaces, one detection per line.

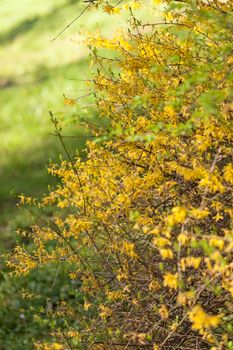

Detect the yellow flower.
xmin=149 ymin=279 xmax=161 ymax=291
xmin=84 ymin=300 xmax=91 ymax=311
xmin=123 ymin=241 xmax=137 ymax=258
xmin=159 ymin=305 xmax=169 ymax=320
xmin=168 ymin=206 xmax=187 ymax=226
xmin=150 ymin=228 xmax=160 ymax=235
xmin=199 ymin=175 xmax=225 ymax=193
xmin=180 ymin=256 xmax=202 ymax=271
xmin=153 ymin=237 xmax=170 ymax=247
xmin=35 ymin=344 xmax=64 ymax=350
xmin=107 ymin=290 xmax=123 ymax=301
xmin=189 ymin=305 xmax=223 ymax=331
xmin=178 ymin=233 xmax=188 ymax=245
xmin=223 ymin=163 xmax=233 ymax=184
xmin=129 ymin=1 xmax=141 ymax=10
xmin=177 ymin=291 xmax=195 ymax=305
xmin=53 ymin=344 xmax=63 ymax=350
xmin=99 ymin=305 xmax=112 ymax=319
xmin=104 ymin=4 xmax=120 ymax=15
xmin=209 ymin=237 xmax=224 ymax=250
xmin=63 ymin=96 xmax=76 ymax=106
xmin=163 ymin=273 xmax=178 ymax=289
xmin=210 ymin=250 xmax=221 ymax=262
xmin=164 ymin=105 xmax=176 ymax=118
xmin=160 ymin=248 xmax=173 ymax=260
xmin=190 ymin=208 xmax=210 ymax=219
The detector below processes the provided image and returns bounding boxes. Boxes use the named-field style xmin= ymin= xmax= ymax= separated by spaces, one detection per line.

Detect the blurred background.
xmin=0 ymin=1 xmax=118 ymax=348
xmin=0 ymin=1 xmax=155 ymax=348
xmin=0 ymin=0 xmax=111 ymax=247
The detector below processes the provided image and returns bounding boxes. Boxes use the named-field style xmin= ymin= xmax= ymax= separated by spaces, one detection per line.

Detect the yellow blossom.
xmin=209 ymin=237 xmax=224 ymax=250
xmin=99 ymin=305 xmax=112 ymax=319
xmin=103 ymin=4 xmax=120 ymax=14
xmin=178 ymin=233 xmax=189 ymax=245
xmin=189 ymin=305 xmax=223 ymax=331
xmin=123 ymin=241 xmax=138 ymax=258
xmin=153 ymin=237 xmax=170 ymax=247
xmin=199 ymin=175 xmax=225 ymax=193
xmin=160 ymin=248 xmax=173 ymax=260
xmin=64 ymin=96 xmax=76 ymax=106
xmin=177 ymin=291 xmax=195 ymax=305
xmin=84 ymin=300 xmax=91 ymax=311
xmin=158 ymin=305 xmax=169 ymax=320
xmin=180 ymin=256 xmax=202 ymax=271
xmin=168 ymin=206 xmax=187 ymax=226
xmin=163 ymin=273 xmax=178 ymax=290
xmin=129 ymin=1 xmax=141 ymax=10
xmin=149 ymin=279 xmax=161 ymax=291
xmin=190 ymin=208 xmax=210 ymax=219
xmin=223 ymin=163 xmax=233 ymax=184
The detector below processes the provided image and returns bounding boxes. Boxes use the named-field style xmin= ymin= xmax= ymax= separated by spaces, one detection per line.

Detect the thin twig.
xmin=51 ymin=2 xmax=92 ymax=42
xmin=50 ymin=260 xmax=62 ymax=289
xmin=49 ymin=111 xmax=87 ymax=214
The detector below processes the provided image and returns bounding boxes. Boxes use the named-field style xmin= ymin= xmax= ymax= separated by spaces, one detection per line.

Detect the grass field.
xmin=0 ymin=1 xmax=118 ymax=347
xmin=0 ymin=1 xmax=157 ymax=347
xmin=0 ymin=0 xmax=124 ymax=246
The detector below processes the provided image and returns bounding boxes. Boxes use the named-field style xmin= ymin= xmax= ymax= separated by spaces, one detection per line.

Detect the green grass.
xmin=0 ymin=58 xmax=91 ymax=245
xmin=0 ymin=0 xmax=128 ymax=244
xmin=0 ymin=1 xmax=135 ymax=347
xmin=0 ymin=1 xmax=114 ymax=348
xmin=0 ymin=1 xmax=159 ymax=347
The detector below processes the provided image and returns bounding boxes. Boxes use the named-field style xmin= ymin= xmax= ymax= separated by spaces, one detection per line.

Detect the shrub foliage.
xmin=9 ymin=1 xmax=233 ymax=349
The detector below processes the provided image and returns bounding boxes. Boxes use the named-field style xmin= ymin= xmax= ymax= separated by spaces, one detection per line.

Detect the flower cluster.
xmin=10 ymin=1 xmax=233 ymax=349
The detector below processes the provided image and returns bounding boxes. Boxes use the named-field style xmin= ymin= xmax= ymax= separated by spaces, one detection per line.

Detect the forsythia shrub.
xmin=9 ymin=1 xmax=233 ymax=349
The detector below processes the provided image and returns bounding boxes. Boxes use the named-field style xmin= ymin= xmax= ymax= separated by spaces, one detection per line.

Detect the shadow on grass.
xmin=0 ymin=17 xmax=39 ymax=46
xmin=0 ymin=56 xmax=94 ymax=240
xmin=0 ymin=128 xmax=88 ymax=348
xmin=0 ymin=129 xmax=89 ymax=248
xmin=0 ymin=259 xmax=82 ymax=350
xmin=0 ymin=0 xmax=83 ymax=46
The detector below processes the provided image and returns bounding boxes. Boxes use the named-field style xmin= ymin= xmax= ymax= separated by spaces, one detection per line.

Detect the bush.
xmin=9 ymin=1 xmax=233 ymax=349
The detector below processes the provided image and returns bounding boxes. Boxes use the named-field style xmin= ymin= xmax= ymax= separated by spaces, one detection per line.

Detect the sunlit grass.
xmin=0 ymin=0 xmax=115 ymax=241
xmin=0 ymin=0 xmax=160 ymax=242
xmin=0 ymin=2 xmax=163 ymax=348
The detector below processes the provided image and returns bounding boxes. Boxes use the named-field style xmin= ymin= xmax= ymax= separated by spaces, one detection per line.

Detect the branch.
xmin=50 ymin=2 xmax=92 ymax=42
